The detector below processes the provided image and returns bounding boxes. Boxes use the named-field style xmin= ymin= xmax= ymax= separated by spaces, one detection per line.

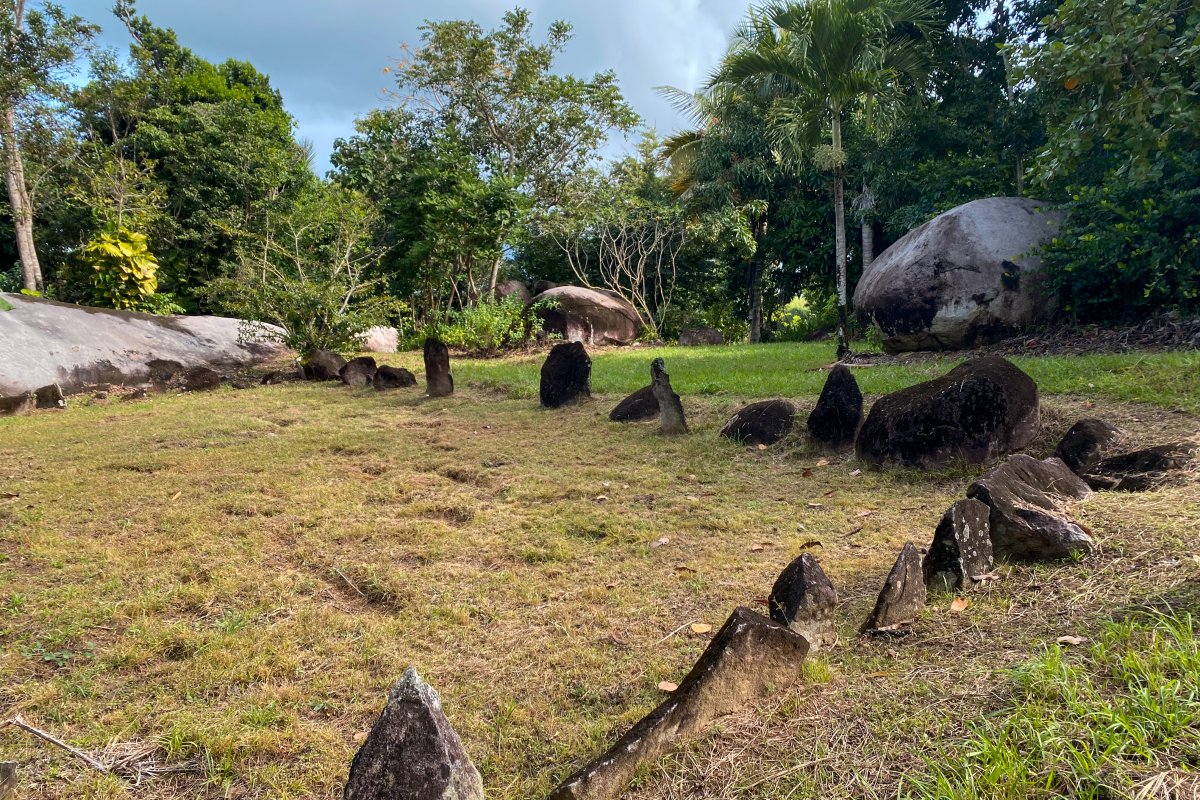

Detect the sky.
xmin=58 ymin=0 xmax=749 ymax=174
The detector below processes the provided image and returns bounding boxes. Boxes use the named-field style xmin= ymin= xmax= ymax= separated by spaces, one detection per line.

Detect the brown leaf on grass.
xmin=685 ymin=495 xmax=700 ymax=502
xmin=657 ymin=681 xmax=678 ymax=693
xmin=816 ymin=458 xmax=830 ymax=467
xmin=823 ymin=489 xmax=837 ymax=497
xmin=844 ymin=525 xmax=863 ymax=538
xmin=593 ymin=495 xmax=608 ymax=502
xmin=689 ymin=623 xmax=712 ymax=635
xmin=799 ymin=540 xmax=823 ymax=549
xmin=756 ymin=444 xmax=768 ymax=450
xmin=750 ymin=544 xmax=765 ymax=552
xmin=673 ymin=565 xmax=695 ymax=574
xmin=1056 ymin=635 xmax=1088 ymax=646
xmin=950 ymin=597 xmax=970 ymax=613
xmin=170 ymin=491 xmax=182 ymax=502
xmin=854 ymin=509 xmax=875 ymax=518
xmin=849 ymin=469 xmax=863 ymax=477
xmin=807 ymin=502 xmax=825 ymax=509
xmin=802 ymin=468 xmax=813 ymax=478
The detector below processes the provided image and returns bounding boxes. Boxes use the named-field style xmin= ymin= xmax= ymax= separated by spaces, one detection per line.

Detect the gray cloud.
xmin=61 ymin=0 xmax=746 ymax=172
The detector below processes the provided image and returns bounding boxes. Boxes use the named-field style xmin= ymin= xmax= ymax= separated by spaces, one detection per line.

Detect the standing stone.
xmin=424 ymin=338 xmax=453 ymax=397
xmin=967 ymin=455 xmax=1093 ymax=560
xmin=767 ymin=553 xmax=838 ymax=650
xmin=922 ymin=498 xmax=993 ymax=592
xmin=34 ymin=383 xmax=65 ymax=409
xmin=609 ymin=385 xmax=659 ymax=422
xmin=340 ymin=357 xmax=378 ymax=388
xmin=549 ymin=607 xmax=808 ymax=800
xmin=0 ymin=762 xmax=15 ymax=800
xmin=304 ymin=350 xmax=348 ymax=381
xmin=181 ymin=366 xmax=221 ymax=392
xmin=650 ymin=358 xmax=687 ymax=435
xmin=1055 ymin=418 xmax=1123 ymax=474
xmin=861 ymin=543 xmax=927 ymax=634
xmin=678 ymin=327 xmax=724 ymax=346
xmin=344 ymin=668 xmax=484 ymax=800
xmin=373 ymin=365 xmax=417 ymax=391
xmin=540 ymin=342 xmax=592 ymax=408
xmin=720 ymin=399 xmax=795 ymax=446
xmin=806 ymin=365 xmax=863 ymax=447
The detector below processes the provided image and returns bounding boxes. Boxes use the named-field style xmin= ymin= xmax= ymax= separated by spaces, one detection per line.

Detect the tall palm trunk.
xmin=861 ymin=221 xmax=874 ymax=269
xmin=831 ymin=117 xmax=850 ymax=360
xmin=2 ymin=106 xmax=42 ymax=291
xmin=748 ymin=257 xmax=763 ymax=343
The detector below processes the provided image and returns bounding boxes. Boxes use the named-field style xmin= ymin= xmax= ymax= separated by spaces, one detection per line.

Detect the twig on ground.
xmin=5 ymin=716 xmax=110 ymax=774
xmin=656 ymin=619 xmax=698 ymax=646
xmin=332 ymin=566 xmax=366 ymax=598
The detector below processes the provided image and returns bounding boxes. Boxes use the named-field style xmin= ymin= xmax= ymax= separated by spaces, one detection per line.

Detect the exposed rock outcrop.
xmin=678 ymin=327 xmax=724 ymax=346
xmin=531 ymin=286 xmax=643 ymax=346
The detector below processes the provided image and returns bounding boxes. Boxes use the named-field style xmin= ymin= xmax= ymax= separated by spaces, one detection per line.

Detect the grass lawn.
xmin=0 ymin=342 xmax=1197 ymax=799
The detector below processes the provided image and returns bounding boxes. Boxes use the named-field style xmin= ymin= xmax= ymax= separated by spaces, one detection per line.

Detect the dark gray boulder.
xmin=182 ymin=366 xmax=221 ymax=392
xmin=424 ymin=338 xmax=453 ymax=398
xmin=344 ymin=668 xmax=483 ymax=800
xmin=494 ymin=280 xmax=532 ymax=306
xmin=650 ymin=358 xmax=687 ymax=435
xmin=720 ymin=399 xmax=796 ymax=446
xmin=678 ymin=327 xmax=724 ymax=346
xmin=856 ymin=356 xmax=1039 ymax=469
xmin=373 ymin=365 xmax=417 ymax=391
xmin=806 ymin=365 xmax=863 ymax=447
xmin=967 ymin=455 xmax=1093 ymax=560
xmin=767 ymin=553 xmax=838 ymax=650
xmin=861 ymin=542 xmax=927 ymax=634
xmin=34 ymin=383 xmax=65 ymax=409
xmin=1055 ymin=418 xmax=1123 ymax=474
xmin=532 ymin=280 xmax=559 ymax=296
xmin=340 ymin=356 xmax=378 ymax=388
xmin=540 ymin=342 xmax=592 ymax=408
xmin=609 ymin=385 xmax=659 ymax=422
xmin=0 ymin=393 xmax=34 ymax=416
xmin=1083 ymin=442 xmax=1197 ymax=491
xmin=853 ymin=197 xmax=1063 ymax=352
xmin=303 ymin=350 xmax=347 ymax=381
xmin=923 ymin=498 xmax=993 ymax=592
xmin=531 ymin=286 xmax=643 ymax=346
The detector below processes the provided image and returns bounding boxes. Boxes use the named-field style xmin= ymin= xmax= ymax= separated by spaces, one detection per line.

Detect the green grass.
xmin=907 ymin=610 xmax=1200 ymax=799
xmin=445 ymin=342 xmax=1200 ymax=412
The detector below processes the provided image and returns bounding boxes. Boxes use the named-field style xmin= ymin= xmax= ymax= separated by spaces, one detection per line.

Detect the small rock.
xmin=650 ymin=358 xmax=687 ymax=435
xmin=182 ymin=366 xmax=221 ymax=392
xmin=344 ymin=668 xmax=484 ymax=800
xmin=424 ymin=338 xmax=454 ymax=397
xmin=861 ymin=542 xmax=926 ymax=634
xmin=678 ymin=327 xmax=724 ymax=346
xmin=922 ymin=498 xmax=993 ymax=592
xmin=540 ymin=342 xmax=592 ymax=408
xmin=33 ymin=383 xmax=65 ymax=409
xmin=0 ymin=393 xmax=35 ymax=416
xmin=1055 ymin=418 xmax=1123 ymax=474
xmin=303 ymin=350 xmax=347 ymax=381
xmin=1083 ymin=442 xmax=1198 ymax=491
xmin=373 ymin=365 xmax=417 ymax=390
xmin=720 ymin=399 xmax=795 ymax=446
xmin=340 ymin=356 xmax=378 ymax=388
xmin=609 ymin=385 xmax=659 ymax=422
xmin=767 ymin=553 xmax=838 ymax=650
xmin=967 ymin=454 xmax=1093 ymax=560
xmin=806 ymin=365 xmax=863 ymax=447
xmin=360 ymin=326 xmax=399 ymax=353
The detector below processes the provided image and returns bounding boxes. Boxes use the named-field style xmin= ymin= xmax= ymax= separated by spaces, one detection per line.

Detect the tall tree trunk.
xmin=2 ymin=106 xmax=42 ymax=292
xmin=861 ymin=219 xmax=874 ymax=271
xmin=748 ymin=257 xmax=763 ymax=344
xmin=831 ymin=118 xmax=850 ymax=361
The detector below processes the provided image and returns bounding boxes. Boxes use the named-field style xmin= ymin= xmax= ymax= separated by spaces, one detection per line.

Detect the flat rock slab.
xmin=609 ymin=385 xmax=659 ymax=422
xmin=424 ymin=338 xmax=453 ymax=397
xmin=1055 ymin=418 xmax=1123 ymax=474
xmin=807 ymin=364 xmax=863 ymax=447
xmin=856 ymin=356 xmax=1039 ymax=469
xmin=861 ymin=543 xmax=927 ymax=634
xmin=344 ymin=668 xmax=483 ymax=800
xmin=340 ymin=356 xmax=378 ymax=388
xmin=373 ymin=365 xmax=416 ymax=390
xmin=923 ymin=498 xmax=993 ymax=592
xmin=967 ymin=454 xmax=1093 ymax=560
xmin=0 ymin=292 xmax=285 ymax=396
xmin=541 ymin=342 xmax=592 ymax=408
xmin=720 ymin=399 xmax=796 ymax=446
xmin=768 ymin=553 xmax=838 ymax=650
xmin=549 ymin=607 xmax=809 ymax=800
xmin=1083 ymin=442 xmax=1197 ymax=491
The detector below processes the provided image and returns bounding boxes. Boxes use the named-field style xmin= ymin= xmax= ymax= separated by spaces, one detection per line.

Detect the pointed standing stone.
xmin=861 ymin=543 xmax=927 ymax=634
xmin=540 ymin=342 xmax=592 ymax=408
xmin=424 ymin=338 xmax=454 ymax=397
xmin=767 ymin=553 xmax=838 ymax=650
xmin=806 ymin=365 xmax=863 ymax=447
xmin=344 ymin=668 xmax=484 ymax=800
xmin=967 ymin=455 xmax=1093 ymax=560
xmin=923 ymin=499 xmax=993 ymax=592
xmin=651 ymin=358 xmax=688 ymax=435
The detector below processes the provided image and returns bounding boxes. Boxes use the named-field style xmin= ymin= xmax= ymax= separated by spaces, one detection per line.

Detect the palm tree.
xmin=719 ymin=0 xmax=937 ymax=359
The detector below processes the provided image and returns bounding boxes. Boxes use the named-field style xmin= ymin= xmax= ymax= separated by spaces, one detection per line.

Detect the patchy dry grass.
xmin=0 ymin=343 xmax=1197 ymax=799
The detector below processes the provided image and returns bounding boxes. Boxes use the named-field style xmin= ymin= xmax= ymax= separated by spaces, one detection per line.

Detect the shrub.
xmin=772 ymin=292 xmax=840 ymax=342
xmin=424 ymin=295 xmax=551 ymax=356
xmin=79 ymin=226 xmax=160 ymax=311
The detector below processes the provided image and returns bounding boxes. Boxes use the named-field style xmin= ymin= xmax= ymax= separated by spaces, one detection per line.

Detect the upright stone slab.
xmin=806 ymin=365 xmax=863 ymax=447
xmin=720 ymin=399 xmax=795 ymax=445
xmin=344 ymin=668 xmax=484 ymax=800
xmin=304 ymin=349 xmax=347 ymax=381
xmin=967 ymin=455 xmax=1093 ymax=560
xmin=767 ymin=553 xmax=838 ymax=650
xmin=609 ymin=385 xmax=659 ymax=422
xmin=650 ymin=358 xmax=687 ymax=435
xmin=549 ymin=607 xmax=808 ymax=800
xmin=424 ymin=338 xmax=454 ymax=398
xmin=1055 ymin=418 xmax=1123 ymax=474
xmin=923 ymin=498 xmax=993 ymax=592
xmin=373 ymin=365 xmax=417 ymax=391
xmin=340 ymin=356 xmax=378 ymax=388
xmin=861 ymin=543 xmax=927 ymax=634
xmin=540 ymin=342 xmax=592 ymax=408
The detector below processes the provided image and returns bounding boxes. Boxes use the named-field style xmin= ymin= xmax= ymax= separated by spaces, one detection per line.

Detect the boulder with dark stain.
xmin=678 ymin=327 xmax=724 ymax=346
xmin=531 ymin=286 xmax=643 ymax=346
xmin=720 ymin=399 xmax=796 ymax=446
xmin=609 ymin=385 xmax=659 ymax=422
xmin=303 ymin=350 xmax=347 ymax=381
xmin=856 ymin=356 xmax=1039 ymax=469
xmin=861 ymin=542 xmax=927 ymax=634
xmin=767 ymin=553 xmax=838 ymax=650
xmin=853 ymin=197 xmax=1062 ymax=352
xmin=344 ymin=668 xmax=483 ymax=800
xmin=806 ymin=365 xmax=863 ymax=447
xmin=373 ymin=365 xmax=417 ymax=391
xmin=339 ymin=356 xmax=378 ymax=388
xmin=548 ymin=607 xmax=809 ymax=800
xmin=182 ymin=366 xmax=221 ymax=392
xmin=651 ymin=358 xmax=687 ymax=435
xmin=540 ymin=342 xmax=592 ymax=408
xmin=424 ymin=338 xmax=454 ymax=397
xmin=1055 ymin=418 xmax=1123 ymax=474
xmin=923 ymin=498 xmax=993 ymax=592
xmin=967 ymin=455 xmax=1093 ymax=560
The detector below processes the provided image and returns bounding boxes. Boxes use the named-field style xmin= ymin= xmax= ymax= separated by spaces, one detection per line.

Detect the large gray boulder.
xmin=0 ymin=293 xmax=285 ymax=396
xmin=531 ymin=286 xmax=643 ymax=346
xmin=854 ymin=197 xmax=1062 ymax=352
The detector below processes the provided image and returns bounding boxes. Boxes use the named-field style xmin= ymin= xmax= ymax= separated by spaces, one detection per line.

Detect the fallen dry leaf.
xmin=170 ymin=490 xmax=182 ymax=502
xmin=750 ymin=543 xmax=765 ymax=552
xmin=593 ymin=495 xmax=608 ymax=502
xmin=950 ymin=597 xmax=970 ymax=613
xmin=802 ymin=468 xmax=813 ymax=478
xmin=689 ymin=623 xmax=712 ymax=635
xmin=971 ymin=571 xmax=1000 ymax=583
xmin=849 ymin=469 xmax=863 ymax=477
xmin=854 ymin=509 xmax=875 ymax=518
xmin=816 ymin=458 xmax=830 ymax=467
xmin=844 ymin=525 xmax=863 ymax=538
xmin=685 ymin=494 xmax=699 ymax=501
xmin=807 ymin=502 xmax=825 ymax=509
xmin=657 ymin=681 xmax=678 ymax=693
xmin=799 ymin=540 xmax=823 ymax=549
xmin=756 ymin=444 xmax=768 ymax=450
xmin=1056 ymin=635 xmax=1088 ymax=646
xmin=650 ymin=536 xmax=669 ymax=549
